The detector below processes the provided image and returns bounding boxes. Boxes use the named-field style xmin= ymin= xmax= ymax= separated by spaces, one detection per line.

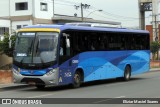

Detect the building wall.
xmin=146 ymin=24 xmax=160 ymax=42
xmin=0 ymin=19 xmax=10 ymax=41
xmin=12 ymin=20 xmax=33 ymax=31
xmin=0 ymin=0 xmax=9 ymax=17
xmin=10 ymin=0 xmax=33 ymax=16
xmin=34 ymin=0 xmax=53 ymax=20
xmin=0 ymin=19 xmax=10 ymax=28
xmin=146 ymin=25 xmax=153 ymax=42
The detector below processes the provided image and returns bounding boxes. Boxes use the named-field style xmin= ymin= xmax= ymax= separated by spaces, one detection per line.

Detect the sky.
xmin=53 ymin=0 xmax=156 ymax=28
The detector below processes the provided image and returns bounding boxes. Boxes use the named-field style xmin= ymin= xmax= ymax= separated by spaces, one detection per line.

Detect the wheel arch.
xmin=74 ymin=67 xmax=84 ymax=82
xmin=124 ymin=64 xmax=132 ymax=73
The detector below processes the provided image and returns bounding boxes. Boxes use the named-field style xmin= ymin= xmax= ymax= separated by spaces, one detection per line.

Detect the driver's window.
xmin=60 ymin=35 xmax=70 ymax=56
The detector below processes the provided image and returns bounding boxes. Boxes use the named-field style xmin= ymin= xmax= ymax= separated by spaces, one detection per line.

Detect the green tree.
xmin=150 ymin=41 xmax=160 ymax=60
xmin=0 ymin=33 xmax=16 ymax=57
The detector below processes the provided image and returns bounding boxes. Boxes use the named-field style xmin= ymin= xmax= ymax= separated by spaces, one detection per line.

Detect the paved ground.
xmin=0 ymin=70 xmax=160 ymax=107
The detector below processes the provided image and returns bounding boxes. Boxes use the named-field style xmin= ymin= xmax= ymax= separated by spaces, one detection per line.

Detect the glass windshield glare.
xmin=14 ymin=32 xmax=59 ymax=65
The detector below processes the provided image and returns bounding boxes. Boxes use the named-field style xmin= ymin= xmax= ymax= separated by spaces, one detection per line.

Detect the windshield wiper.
xmin=28 ymin=40 xmax=34 ymax=55
xmin=35 ymin=41 xmax=39 ymax=55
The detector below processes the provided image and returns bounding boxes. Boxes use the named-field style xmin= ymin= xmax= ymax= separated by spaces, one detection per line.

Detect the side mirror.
xmin=66 ymin=38 xmax=70 ymax=48
xmin=63 ymin=33 xmax=70 ymax=48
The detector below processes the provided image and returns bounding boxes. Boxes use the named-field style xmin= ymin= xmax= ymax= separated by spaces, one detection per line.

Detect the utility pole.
xmin=75 ymin=3 xmax=90 ymax=22
xmin=154 ymin=15 xmax=158 ymax=41
xmin=151 ymin=14 xmax=160 ymax=41
xmin=139 ymin=0 xmax=152 ymax=30
xmin=152 ymin=0 xmax=159 ymax=41
xmin=53 ymin=0 xmax=54 ymax=17
xmin=81 ymin=3 xmax=84 ymax=22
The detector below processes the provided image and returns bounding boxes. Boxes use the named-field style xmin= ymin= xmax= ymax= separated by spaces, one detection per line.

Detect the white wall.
xmin=0 ymin=19 xmax=10 ymax=41
xmin=0 ymin=0 xmax=9 ymax=17
xmin=0 ymin=20 xmax=10 ymax=28
xmin=10 ymin=0 xmax=33 ymax=16
xmin=34 ymin=0 xmax=53 ymax=19
xmin=12 ymin=20 xmax=32 ymax=31
xmin=0 ymin=0 xmax=54 ymax=20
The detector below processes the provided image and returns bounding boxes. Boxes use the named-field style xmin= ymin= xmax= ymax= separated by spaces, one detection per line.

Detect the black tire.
xmin=72 ymin=71 xmax=82 ymax=88
xmin=123 ymin=65 xmax=131 ymax=81
xmin=36 ymin=85 xmax=45 ymax=89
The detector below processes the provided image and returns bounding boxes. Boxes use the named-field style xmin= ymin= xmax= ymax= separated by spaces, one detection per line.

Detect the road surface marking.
xmin=26 ymin=93 xmax=57 ymax=98
xmin=115 ymin=96 xmax=126 ymax=98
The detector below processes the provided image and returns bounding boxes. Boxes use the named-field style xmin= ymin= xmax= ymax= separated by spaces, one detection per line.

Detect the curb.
xmin=150 ymin=68 xmax=160 ymax=72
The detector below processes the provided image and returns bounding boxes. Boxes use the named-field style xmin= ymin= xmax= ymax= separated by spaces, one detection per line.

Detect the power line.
xmin=90 ymin=6 xmax=150 ymax=20
xmin=85 ymin=9 xmax=150 ymax=22
xmin=45 ymin=0 xmax=149 ymax=21
xmin=90 ymin=6 xmax=143 ymax=20
xmin=55 ymin=2 xmax=74 ymax=6
xmin=55 ymin=0 xmax=80 ymax=5
xmin=55 ymin=1 xmax=148 ymax=20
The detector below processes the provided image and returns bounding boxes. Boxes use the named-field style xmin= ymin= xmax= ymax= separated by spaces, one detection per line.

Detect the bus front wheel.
xmin=123 ymin=65 xmax=131 ymax=81
xmin=72 ymin=71 xmax=82 ymax=88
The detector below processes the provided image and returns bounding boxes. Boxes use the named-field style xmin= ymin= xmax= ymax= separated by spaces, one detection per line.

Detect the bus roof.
xmin=23 ymin=24 xmax=149 ymax=34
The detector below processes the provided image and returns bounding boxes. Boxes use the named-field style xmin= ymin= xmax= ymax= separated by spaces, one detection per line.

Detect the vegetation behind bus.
xmin=0 ymin=33 xmax=16 ymax=57
xmin=150 ymin=41 xmax=160 ymax=60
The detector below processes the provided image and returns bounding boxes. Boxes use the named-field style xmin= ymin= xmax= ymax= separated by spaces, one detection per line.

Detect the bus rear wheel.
xmin=72 ymin=71 xmax=82 ymax=88
xmin=123 ymin=65 xmax=131 ymax=81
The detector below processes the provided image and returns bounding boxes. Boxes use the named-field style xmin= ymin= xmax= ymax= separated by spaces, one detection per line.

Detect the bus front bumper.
xmin=12 ymin=68 xmax=59 ymax=86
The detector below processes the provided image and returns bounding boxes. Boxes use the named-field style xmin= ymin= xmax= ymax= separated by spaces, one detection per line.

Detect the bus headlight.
xmin=46 ymin=68 xmax=58 ymax=76
xmin=12 ymin=68 xmax=20 ymax=75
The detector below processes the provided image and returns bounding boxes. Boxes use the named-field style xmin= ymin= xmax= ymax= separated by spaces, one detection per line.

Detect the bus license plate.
xmin=28 ymin=82 xmax=36 ymax=85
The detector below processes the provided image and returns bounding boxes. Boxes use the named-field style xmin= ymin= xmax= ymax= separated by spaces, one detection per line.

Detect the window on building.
xmin=40 ymin=3 xmax=48 ymax=11
xmin=23 ymin=25 xmax=28 ymax=27
xmin=17 ymin=25 xmax=22 ymax=29
xmin=0 ymin=27 xmax=9 ymax=35
xmin=16 ymin=2 xmax=28 ymax=11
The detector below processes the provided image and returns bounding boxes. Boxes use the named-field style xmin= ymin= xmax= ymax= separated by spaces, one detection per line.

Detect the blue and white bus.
xmin=12 ymin=24 xmax=150 ymax=89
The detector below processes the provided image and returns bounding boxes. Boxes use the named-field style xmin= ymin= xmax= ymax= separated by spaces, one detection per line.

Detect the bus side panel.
xmin=58 ymin=55 xmax=79 ymax=85
xmin=57 ymin=50 xmax=149 ymax=85
xmin=78 ymin=51 xmax=126 ymax=82
xmin=125 ymin=50 xmax=150 ymax=75
xmin=78 ymin=50 xmax=150 ymax=82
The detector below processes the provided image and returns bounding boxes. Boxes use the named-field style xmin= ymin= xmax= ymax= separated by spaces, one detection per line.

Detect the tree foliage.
xmin=150 ymin=41 xmax=160 ymax=60
xmin=0 ymin=33 xmax=16 ymax=57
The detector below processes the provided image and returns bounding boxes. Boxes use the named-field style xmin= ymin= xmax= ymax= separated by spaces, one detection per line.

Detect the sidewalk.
xmin=0 ymin=83 xmax=29 ymax=90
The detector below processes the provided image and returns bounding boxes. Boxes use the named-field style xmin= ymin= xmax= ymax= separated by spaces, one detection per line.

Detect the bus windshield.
xmin=14 ymin=32 xmax=59 ymax=68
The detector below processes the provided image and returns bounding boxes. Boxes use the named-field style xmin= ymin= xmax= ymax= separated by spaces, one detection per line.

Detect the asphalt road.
xmin=0 ymin=71 xmax=160 ymax=107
